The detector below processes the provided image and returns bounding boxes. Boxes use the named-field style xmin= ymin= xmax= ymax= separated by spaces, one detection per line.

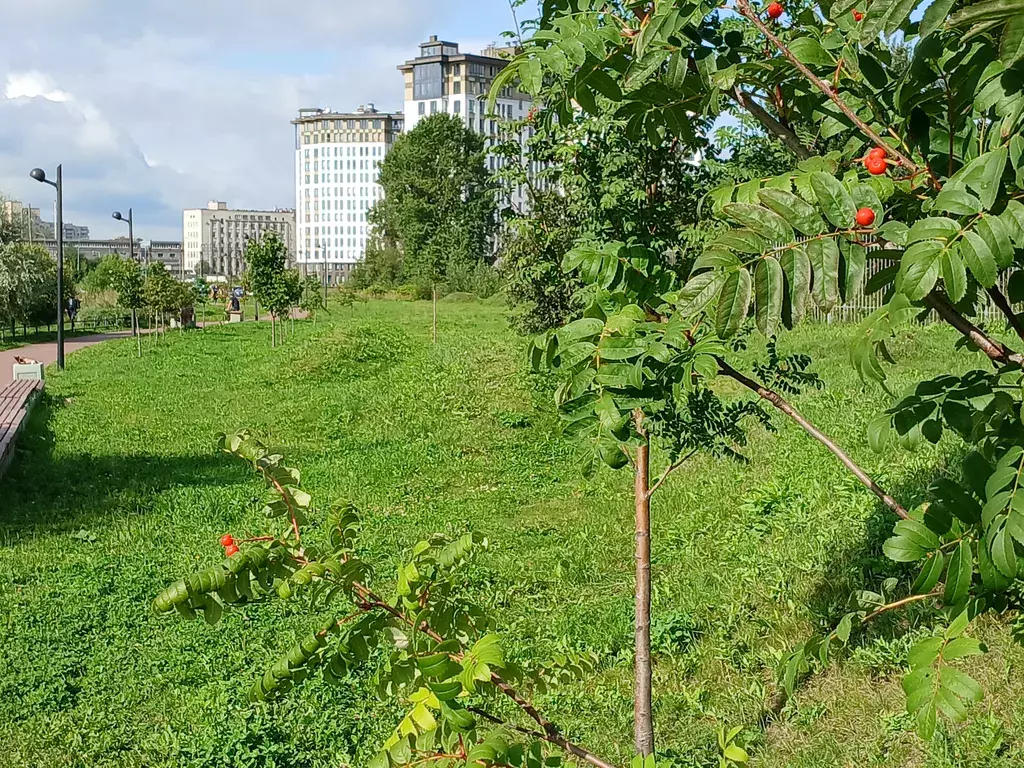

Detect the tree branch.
xmin=729 ymin=87 xmax=812 ymax=160
xmin=646 ymin=449 xmax=698 ymax=500
xmin=987 ymin=286 xmax=1024 ymax=344
xmin=860 ymin=589 xmax=942 ymax=624
xmin=925 ymin=290 xmax=1024 ymax=367
xmin=716 ymin=358 xmax=912 ymax=520
xmin=734 ymin=0 xmax=923 ymax=178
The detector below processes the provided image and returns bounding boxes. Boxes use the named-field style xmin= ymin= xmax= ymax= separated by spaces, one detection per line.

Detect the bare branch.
xmin=986 ymin=286 xmax=1024 ymax=344
xmin=926 ymin=290 xmax=1024 ymax=367
xmin=717 ymin=358 xmax=912 ymax=520
xmin=646 ymin=449 xmax=698 ymax=500
xmin=729 ymin=87 xmax=812 ymax=160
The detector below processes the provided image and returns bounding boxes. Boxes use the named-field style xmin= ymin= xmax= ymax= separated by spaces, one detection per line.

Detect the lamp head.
xmin=29 ymin=168 xmax=47 ymax=183
xmin=112 ymin=211 xmax=123 ymax=221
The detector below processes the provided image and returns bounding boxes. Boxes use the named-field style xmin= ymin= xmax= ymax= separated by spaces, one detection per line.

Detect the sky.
xmin=0 ymin=0 xmax=524 ymax=241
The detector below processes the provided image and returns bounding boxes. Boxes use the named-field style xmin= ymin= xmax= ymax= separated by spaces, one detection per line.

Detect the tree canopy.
xmin=371 ymin=114 xmax=497 ymax=285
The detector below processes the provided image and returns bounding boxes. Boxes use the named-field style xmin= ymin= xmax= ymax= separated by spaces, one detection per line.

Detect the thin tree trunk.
xmin=432 ymin=285 xmax=438 ymax=345
xmin=272 ymin=316 xmax=276 ymax=348
xmin=633 ymin=410 xmax=654 ymax=756
xmin=136 ymin=312 xmax=142 ymax=358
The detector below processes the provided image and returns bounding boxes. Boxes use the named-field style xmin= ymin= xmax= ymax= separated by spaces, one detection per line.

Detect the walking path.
xmin=0 ymin=332 xmax=133 ymax=382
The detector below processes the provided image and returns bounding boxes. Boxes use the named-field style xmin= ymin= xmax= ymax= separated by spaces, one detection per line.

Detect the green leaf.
xmin=867 ymin=413 xmax=892 ymax=453
xmin=808 ymin=238 xmax=841 ymax=311
xmin=883 ymin=535 xmax=927 ymax=562
xmin=921 ymin=0 xmax=956 ymax=37
xmin=908 ymin=637 xmax=945 ymax=669
xmin=943 ymin=636 xmax=985 ymax=661
xmin=678 ymin=272 xmax=727 ymax=316
xmin=693 ymin=250 xmax=741 ymax=272
xmin=950 ymin=148 xmax=1007 ymax=210
xmin=944 ymin=540 xmax=973 ymax=606
xmin=932 ymin=188 xmax=983 ymax=215
xmin=713 ymin=229 xmax=769 ymax=254
xmin=754 ymin=257 xmax=784 ymax=337
xmin=810 ymin=172 xmax=856 ymax=229
xmin=977 ymin=215 xmax=1014 ymax=268
xmin=1004 ymin=16 xmax=1024 ymax=66
xmin=894 ymin=519 xmax=941 ymax=550
xmin=991 ymin=525 xmax=1018 ymax=578
xmin=789 ymin=37 xmax=835 ymax=66
xmin=912 ymin=552 xmax=945 ymax=594
xmin=951 ymin=0 xmax=1024 ymax=28
xmin=900 ymin=241 xmax=943 ymax=300
xmin=780 ymin=246 xmax=812 ymax=324
xmin=716 ymin=269 xmax=753 ymax=339
xmin=962 ymin=230 xmax=998 ymax=287
xmin=723 ymin=203 xmax=794 ymax=244
xmin=941 ymin=245 xmax=968 ymax=303
xmin=907 ymin=217 xmax=961 ymax=244
xmin=758 ymin=188 xmax=828 ymax=235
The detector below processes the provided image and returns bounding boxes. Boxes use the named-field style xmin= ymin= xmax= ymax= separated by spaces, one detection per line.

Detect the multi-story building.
xmin=62 ymin=223 xmax=90 ymax=241
xmin=398 ymin=36 xmax=535 ymax=213
xmin=147 ymin=240 xmax=183 ymax=276
xmin=292 ymin=104 xmax=404 ymax=284
xmin=182 ymin=201 xmax=295 ymax=278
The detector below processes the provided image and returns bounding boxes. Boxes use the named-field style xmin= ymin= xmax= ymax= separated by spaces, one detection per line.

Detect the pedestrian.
xmin=66 ymin=296 xmax=80 ymax=331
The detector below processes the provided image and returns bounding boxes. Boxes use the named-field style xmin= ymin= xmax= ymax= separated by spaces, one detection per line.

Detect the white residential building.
xmin=182 ymin=201 xmax=295 ymax=278
xmin=397 ymin=36 xmax=538 ymax=213
xmin=292 ymin=104 xmax=404 ymax=284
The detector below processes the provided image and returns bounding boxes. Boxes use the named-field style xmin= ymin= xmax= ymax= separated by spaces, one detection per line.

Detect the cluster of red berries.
xmin=767 ymin=2 xmax=784 ymax=19
xmin=863 ymin=146 xmax=889 ymax=175
xmin=220 ymin=533 xmax=239 ymax=557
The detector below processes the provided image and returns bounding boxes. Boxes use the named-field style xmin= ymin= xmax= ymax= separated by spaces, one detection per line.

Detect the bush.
xmin=440 ymin=292 xmax=477 ymax=303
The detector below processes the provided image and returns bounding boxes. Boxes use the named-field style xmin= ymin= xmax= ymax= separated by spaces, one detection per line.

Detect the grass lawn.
xmin=0 ymin=299 xmax=1020 ymax=767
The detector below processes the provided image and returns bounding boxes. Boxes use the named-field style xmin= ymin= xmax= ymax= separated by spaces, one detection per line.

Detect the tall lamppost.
xmin=112 ymin=209 xmax=137 ymax=336
xmin=29 ymin=166 xmax=64 ymax=370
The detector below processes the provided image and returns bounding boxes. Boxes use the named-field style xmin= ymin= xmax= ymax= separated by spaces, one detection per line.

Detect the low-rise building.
xmin=147 ymin=240 xmax=183 ymax=276
xmin=183 ymin=201 xmax=295 ymax=277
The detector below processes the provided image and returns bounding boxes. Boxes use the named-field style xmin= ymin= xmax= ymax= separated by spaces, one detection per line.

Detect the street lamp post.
xmin=29 ymin=166 xmax=64 ymax=370
xmin=112 ymin=209 xmax=137 ymax=336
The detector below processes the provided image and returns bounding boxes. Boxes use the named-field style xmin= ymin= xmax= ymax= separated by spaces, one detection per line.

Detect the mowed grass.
xmin=0 ymin=299 xmax=1021 ymax=768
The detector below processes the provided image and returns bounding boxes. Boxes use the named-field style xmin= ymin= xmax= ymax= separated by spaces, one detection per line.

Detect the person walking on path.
xmin=66 ymin=296 xmax=81 ymax=331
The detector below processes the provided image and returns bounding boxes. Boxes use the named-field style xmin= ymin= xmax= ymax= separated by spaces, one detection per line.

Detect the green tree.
xmin=349 ymin=236 xmax=405 ymax=289
xmin=372 ymin=113 xmax=497 ymax=340
xmin=143 ymin=262 xmax=181 ymax=337
xmin=110 ymin=257 xmax=145 ymax=356
xmin=0 ymin=242 xmax=56 ymax=336
xmin=244 ymin=231 xmax=292 ymax=347
xmin=501 ymin=0 xmax=1024 ymax=750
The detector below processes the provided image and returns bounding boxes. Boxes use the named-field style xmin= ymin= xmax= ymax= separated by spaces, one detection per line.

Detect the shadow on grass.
xmin=0 ymin=393 xmax=240 ymax=533
xmin=754 ymin=440 xmax=971 ymax=725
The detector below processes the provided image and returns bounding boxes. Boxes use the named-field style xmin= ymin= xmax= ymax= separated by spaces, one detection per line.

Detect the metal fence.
xmin=0 ymin=315 xmax=133 ymax=343
xmin=801 ymin=242 xmax=1006 ymax=325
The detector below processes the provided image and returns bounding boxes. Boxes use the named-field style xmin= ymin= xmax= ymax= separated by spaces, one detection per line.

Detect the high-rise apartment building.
xmin=182 ymin=201 xmax=295 ymax=277
xmin=398 ymin=36 xmax=536 ymax=212
xmin=292 ymin=104 xmax=404 ymax=284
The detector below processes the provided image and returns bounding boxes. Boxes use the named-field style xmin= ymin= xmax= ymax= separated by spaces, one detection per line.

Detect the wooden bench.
xmin=0 ymin=379 xmax=44 ymax=479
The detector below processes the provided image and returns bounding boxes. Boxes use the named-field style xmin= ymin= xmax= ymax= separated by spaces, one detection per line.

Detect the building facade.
xmin=2 ymin=200 xmax=88 ymax=242
xmin=39 ymin=237 xmax=141 ymax=263
xmin=147 ymin=241 xmax=183 ymax=276
xmin=182 ymin=201 xmax=295 ymax=278
xmin=398 ymin=36 xmax=536 ymax=213
xmin=292 ymin=104 xmax=404 ymax=284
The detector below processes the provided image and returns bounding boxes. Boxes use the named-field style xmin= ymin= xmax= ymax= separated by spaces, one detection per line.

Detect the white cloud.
xmin=0 ymin=0 xmax=516 ymax=241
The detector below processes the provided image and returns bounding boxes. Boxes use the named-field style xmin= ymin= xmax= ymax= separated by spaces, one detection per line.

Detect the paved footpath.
xmin=1 ymin=332 xmax=134 ymax=383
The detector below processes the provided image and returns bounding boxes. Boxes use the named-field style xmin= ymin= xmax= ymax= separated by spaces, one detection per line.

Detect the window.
xmin=373 ymin=120 xmax=381 ymax=129
xmin=423 ymin=44 xmax=442 ymax=56
xmin=469 ymin=99 xmax=475 ymax=114
xmin=418 ymin=102 xmax=426 ymax=115
xmin=360 ymin=119 xmax=368 ymax=129
xmin=453 ymin=81 xmax=461 ymax=95
xmin=454 ymin=100 xmax=461 ymax=114
xmin=430 ymin=100 xmax=438 ymax=114
xmin=413 ymin=62 xmax=443 ymax=99
xmin=454 ymin=63 xmax=461 ymax=75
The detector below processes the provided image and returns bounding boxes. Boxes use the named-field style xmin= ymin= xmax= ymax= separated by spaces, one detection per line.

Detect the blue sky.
xmin=0 ymin=0 xmax=525 ymax=241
